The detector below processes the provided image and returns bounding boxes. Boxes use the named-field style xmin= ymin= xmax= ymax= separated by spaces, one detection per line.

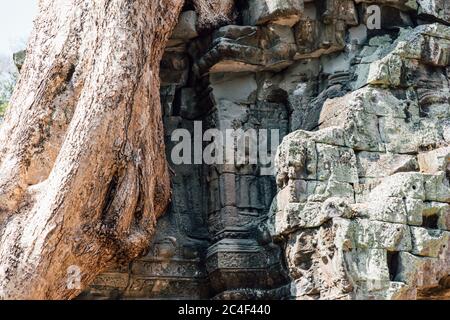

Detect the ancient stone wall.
xmin=84 ymin=0 xmax=450 ymax=300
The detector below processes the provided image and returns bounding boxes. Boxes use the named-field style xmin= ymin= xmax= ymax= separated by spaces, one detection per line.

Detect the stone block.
xmin=411 ymin=227 xmax=449 ymax=258
xmin=210 ymin=73 xmax=257 ymax=104
xmin=171 ymin=11 xmax=198 ymax=40
xmin=353 ymin=219 xmax=412 ymax=251
xmin=243 ymin=0 xmax=304 ymax=27
xmin=418 ymin=147 xmax=450 ymax=174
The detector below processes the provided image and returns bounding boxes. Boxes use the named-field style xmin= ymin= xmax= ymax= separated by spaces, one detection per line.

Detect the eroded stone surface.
xmin=272 ymin=22 xmax=450 ymax=299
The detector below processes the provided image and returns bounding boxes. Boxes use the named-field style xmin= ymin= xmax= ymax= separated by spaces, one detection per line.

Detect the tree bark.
xmin=0 ymin=0 xmax=184 ymax=300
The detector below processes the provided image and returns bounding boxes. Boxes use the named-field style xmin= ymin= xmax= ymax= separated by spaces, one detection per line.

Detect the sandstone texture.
xmin=81 ymin=0 xmax=450 ymax=300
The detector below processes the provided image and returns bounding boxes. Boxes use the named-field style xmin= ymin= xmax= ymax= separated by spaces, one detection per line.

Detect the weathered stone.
xmin=13 ymin=50 xmax=26 ymax=71
xmin=171 ymin=11 xmax=199 ymax=40
xmin=210 ymin=73 xmax=257 ymax=104
xmin=356 ymin=152 xmax=418 ymax=178
xmin=418 ymin=147 xmax=450 ymax=174
xmin=271 ymin=22 xmax=450 ymax=300
xmin=417 ymin=0 xmax=450 ymax=23
xmin=411 ymin=227 xmax=450 ymax=257
xmin=243 ymin=0 xmax=304 ymax=27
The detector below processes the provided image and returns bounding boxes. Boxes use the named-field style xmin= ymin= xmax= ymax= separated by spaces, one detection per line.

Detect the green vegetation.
xmin=0 ymin=101 xmax=7 ymax=117
xmin=0 ymin=71 xmax=17 ymax=118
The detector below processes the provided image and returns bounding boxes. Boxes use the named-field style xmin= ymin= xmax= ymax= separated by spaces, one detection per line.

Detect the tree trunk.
xmin=0 ymin=0 xmax=185 ymax=300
